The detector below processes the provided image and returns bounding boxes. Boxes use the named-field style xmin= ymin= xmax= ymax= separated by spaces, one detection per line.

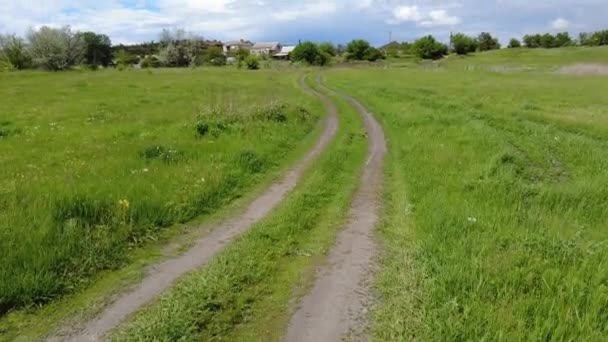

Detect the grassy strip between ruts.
xmin=0 ymin=72 xmax=325 ymax=341
xmin=110 ymin=75 xmax=367 ymax=341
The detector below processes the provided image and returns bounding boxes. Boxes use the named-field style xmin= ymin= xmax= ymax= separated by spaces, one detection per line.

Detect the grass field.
xmin=0 ymin=69 xmax=320 ymax=315
xmin=327 ymin=55 xmax=608 ymax=340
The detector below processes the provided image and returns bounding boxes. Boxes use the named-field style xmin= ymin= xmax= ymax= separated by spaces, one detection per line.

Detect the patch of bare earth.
xmin=284 ymin=77 xmax=386 ymax=342
xmin=558 ymin=64 xmax=608 ymax=75
xmin=46 ymin=76 xmax=338 ymax=342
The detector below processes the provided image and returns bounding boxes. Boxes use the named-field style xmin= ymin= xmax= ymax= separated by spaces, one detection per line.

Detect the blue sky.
xmin=1 ymin=1 xmax=607 ymax=46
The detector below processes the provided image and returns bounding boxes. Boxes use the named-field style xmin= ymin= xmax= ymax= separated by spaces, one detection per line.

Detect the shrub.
xmin=508 ymin=38 xmax=522 ymax=48
xmin=318 ymin=42 xmax=337 ymax=57
xmin=346 ymin=39 xmax=372 ymax=60
xmin=245 ymin=55 xmax=259 ymax=70
xmin=27 ymin=26 xmax=85 ymax=70
xmin=141 ymin=55 xmax=161 ymax=68
xmin=203 ymin=46 xmax=227 ymax=66
xmin=411 ymin=35 xmax=448 ymax=60
xmin=0 ymin=34 xmax=31 ymax=69
xmin=365 ymin=47 xmax=385 ymax=61
xmin=477 ymin=32 xmax=501 ymax=51
xmin=254 ymin=102 xmax=288 ymax=122
xmin=450 ymin=33 xmax=478 ymax=55
xmin=590 ymin=30 xmax=608 ymax=46
xmin=291 ymin=41 xmax=330 ymax=66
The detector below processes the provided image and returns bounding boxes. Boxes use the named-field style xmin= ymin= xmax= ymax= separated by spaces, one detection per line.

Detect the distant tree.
xmin=346 ymin=39 xmax=372 ymax=60
xmin=203 ymin=46 xmax=226 ymax=66
xmin=411 ymin=35 xmax=447 ymax=60
xmin=364 ymin=47 xmax=385 ymax=61
xmin=80 ymin=32 xmax=112 ymax=67
xmin=450 ymin=33 xmax=478 ymax=55
xmin=140 ymin=55 xmax=161 ymax=68
xmin=540 ymin=33 xmax=556 ymax=48
xmin=554 ymin=32 xmax=573 ymax=47
xmin=523 ymin=34 xmax=542 ymax=48
xmin=235 ymin=47 xmax=250 ymax=63
xmin=114 ymin=49 xmax=139 ymax=69
xmin=157 ymin=28 xmax=205 ymax=67
xmin=318 ymin=42 xmax=337 ymax=57
xmin=336 ymin=44 xmax=347 ymax=56
xmin=507 ymin=38 xmax=522 ymax=48
xmin=477 ymin=32 xmax=500 ymax=51
xmin=0 ymin=34 xmax=31 ymax=69
xmin=590 ymin=30 xmax=608 ymax=46
xmin=578 ymin=32 xmax=592 ymax=46
xmin=27 ymin=26 xmax=84 ymax=70
xmin=291 ymin=41 xmax=329 ymax=66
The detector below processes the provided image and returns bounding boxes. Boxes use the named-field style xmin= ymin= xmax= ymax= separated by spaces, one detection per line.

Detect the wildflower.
xmin=143 ymin=168 xmax=149 ymax=173
xmin=119 ymin=199 xmax=130 ymax=209
xmin=468 ymin=217 xmax=477 ymax=223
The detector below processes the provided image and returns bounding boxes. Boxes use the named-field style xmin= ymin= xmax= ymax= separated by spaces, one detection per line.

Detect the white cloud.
xmin=420 ymin=10 xmax=461 ymax=27
xmin=392 ymin=6 xmax=422 ymax=23
xmin=271 ymin=2 xmax=337 ymax=21
xmin=551 ymin=17 xmax=570 ymax=30
xmin=389 ymin=6 xmax=460 ymax=27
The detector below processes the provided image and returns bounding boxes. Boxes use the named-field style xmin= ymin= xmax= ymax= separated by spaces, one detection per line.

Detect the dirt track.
xmin=47 ymin=76 xmax=338 ymax=342
xmin=284 ymin=77 xmax=386 ymax=342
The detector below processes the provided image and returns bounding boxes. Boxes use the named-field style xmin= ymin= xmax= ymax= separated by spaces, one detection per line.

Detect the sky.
xmin=1 ymin=0 xmax=607 ymax=46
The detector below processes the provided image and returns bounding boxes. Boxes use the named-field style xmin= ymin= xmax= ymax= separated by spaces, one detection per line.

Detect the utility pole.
xmin=389 ymin=31 xmax=392 ymax=44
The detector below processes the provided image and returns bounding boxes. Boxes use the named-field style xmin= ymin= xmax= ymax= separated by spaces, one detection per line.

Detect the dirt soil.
xmin=284 ymin=77 xmax=386 ymax=342
xmin=46 ymin=76 xmax=339 ymax=342
xmin=558 ymin=64 xmax=608 ymax=75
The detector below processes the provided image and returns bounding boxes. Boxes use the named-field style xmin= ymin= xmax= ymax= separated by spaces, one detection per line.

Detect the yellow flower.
xmin=119 ymin=199 xmax=130 ymax=209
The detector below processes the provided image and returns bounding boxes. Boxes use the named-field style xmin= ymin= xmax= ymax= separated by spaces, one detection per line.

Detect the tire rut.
xmin=47 ymin=76 xmax=339 ymax=342
xmin=284 ymin=76 xmax=386 ymax=342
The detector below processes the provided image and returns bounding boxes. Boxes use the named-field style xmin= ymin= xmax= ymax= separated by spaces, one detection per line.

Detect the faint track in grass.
xmin=46 ymin=75 xmax=339 ymax=342
xmin=284 ymin=76 xmax=386 ymax=342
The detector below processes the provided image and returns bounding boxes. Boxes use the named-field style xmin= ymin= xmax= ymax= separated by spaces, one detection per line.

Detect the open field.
xmin=1 ymin=46 xmax=608 ymax=341
xmin=327 ymin=58 xmax=608 ymax=340
xmin=0 ymin=69 xmax=320 ymax=315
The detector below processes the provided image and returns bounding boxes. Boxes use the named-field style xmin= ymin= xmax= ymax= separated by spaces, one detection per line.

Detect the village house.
xmin=251 ymin=42 xmax=282 ymax=56
xmin=222 ymin=39 xmax=253 ymax=54
xmin=272 ymin=45 xmax=296 ymax=60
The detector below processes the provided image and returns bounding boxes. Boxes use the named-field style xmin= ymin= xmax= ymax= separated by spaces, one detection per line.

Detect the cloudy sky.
xmin=1 ymin=0 xmax=606 ymax=45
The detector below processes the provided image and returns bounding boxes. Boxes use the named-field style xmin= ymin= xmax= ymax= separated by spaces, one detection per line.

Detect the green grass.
xmin=0 ymin=68 xmax=321 ymax=315
xmin=327 ymin=66 xmax=608 ymax=340
xmin=109 ymin=75 xmax=368 ymax=341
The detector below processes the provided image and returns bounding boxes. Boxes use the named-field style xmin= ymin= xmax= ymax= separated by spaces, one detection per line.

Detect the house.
xmin=251 ymin=42 xmax=281 ymax=56
xmin=273 ymin=45 xmax=296 ymax=60
xmin=223 ymin=39 xmax=253 ymax=54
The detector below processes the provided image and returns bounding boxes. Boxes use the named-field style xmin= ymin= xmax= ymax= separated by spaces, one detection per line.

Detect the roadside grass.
xmin=0 ymin=69 xmax=320 ymax=316
xmin=110 ymin=75 xmax=368 ymax=341
xmin=327 ymin=68 xmax=608 ymax=340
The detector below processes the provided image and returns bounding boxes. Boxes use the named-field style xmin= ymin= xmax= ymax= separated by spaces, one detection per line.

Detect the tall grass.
xmin=0 ymin=69 xmax=319 ymax=314
xmin=328 ymin=68 xmax=608 ymax=340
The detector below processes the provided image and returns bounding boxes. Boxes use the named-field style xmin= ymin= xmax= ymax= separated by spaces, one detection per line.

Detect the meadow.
xmin=327 ymin=49 xmax=608 ymax=340
xmin=0 ymin=69 xmax=320 ymax=315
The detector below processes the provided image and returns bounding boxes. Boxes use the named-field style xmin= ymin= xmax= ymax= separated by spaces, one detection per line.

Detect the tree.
xmin=318 ymin=42 xmax=337 ymax=57
xmin=523 ymin=34 xmax=542 ymax=48
xmin=291 ymin=41 xmax=329 ymax=66
xmin=578 ymin=32 xmax=592 ymax=46
xmin=477 ymin=32 xmax=500 ymax=51
xmin=364 ymin=47 xmax=385 ymax=61
xmin=80 ymin=32 xmax=112 ymax=67
xmin=554 ymin=32 xmax=572 ymax=47
xmin=540 ymin=33 xmax=556 ymax=48
xmin=450 ymin=33 xmax=478 ymax=55
xmin=157 ymin=28 xmax=204 ymax=67
xmin=114 ymin=49 xmax=139 ymax=69
xmin=27 ymin=26 xmax=84 ymax=70
xmin=0 ymin=34 xmax=31 ymax=69
xmin=203 ymin=46 xmax=226 ymax=66
xmin=411 ymin=35 xmax=448 ymax=60
xmin=346 ymin=39 xmax=372 ymax=60
xmin=590 ymin=30 xmax=608 ymax=46
xmin=508 ymin=38 xmax=522 ymax=48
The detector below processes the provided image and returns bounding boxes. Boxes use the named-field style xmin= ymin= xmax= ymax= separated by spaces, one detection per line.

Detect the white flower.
xmin=143 ymin=168 xmax=149 ymax=173
xmin=468 ymin=217 xmax=477 ymax=223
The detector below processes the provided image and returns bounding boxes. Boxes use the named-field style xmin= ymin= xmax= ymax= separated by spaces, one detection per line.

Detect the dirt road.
xmin=284 ymin=77 xmax=386 ymax=342
xmin=48 ymin=76 xmax=339 ymax=342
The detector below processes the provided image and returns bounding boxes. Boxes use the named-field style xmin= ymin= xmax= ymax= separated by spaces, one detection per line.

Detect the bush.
xmin=254 ymin=102 xmax=288 ymax=122
xmin=508 ymin=38 xmax=522 ymax=48
xmin=245 ymin=55 xmax=259 ymax=70
xmin=477 ymin=32 xmax=501 ymax=51
xmin=346 ymin=39 xmax=372 ymax=60
xmin=450 ymin=33 xmax=478 ymax=55
xmin=203 ymin=46 xmax=227 ymax=66
xmin=411 ymin=35 xmax=448 ymax=60
xmin=0 ymin=34 xmax=31 ymax=69
xmin=291 ymin=41 xmax=330 ymax=66
xmin=590 ymin=30 xmax=608 ymax=46
xmin=365 ymin=47 xmax=385 ymax=61
xmin=318 ymin=42 xmax=337 ymax=57
xmin=141 ymin=55 xmax=161 ymax=68
xmin=140 ymin=145 xmax=183 ymax=164
xmin=27 ymin=26 xmax=84 ymax=70
xmin=236 ymin=151 xmax=267 ymax=174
